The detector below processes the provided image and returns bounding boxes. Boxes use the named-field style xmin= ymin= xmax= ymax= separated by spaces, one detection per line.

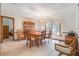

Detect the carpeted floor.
xmin=0 ymin=39 xmax=59 ymax=56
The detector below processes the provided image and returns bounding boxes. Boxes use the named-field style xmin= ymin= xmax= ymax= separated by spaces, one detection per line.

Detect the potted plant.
xmin=67 ymin=31 xmax=77 ymax=36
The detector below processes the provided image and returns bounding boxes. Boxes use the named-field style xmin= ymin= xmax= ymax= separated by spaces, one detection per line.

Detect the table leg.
xmin=40 ymin=39 xmax=43 ymax=46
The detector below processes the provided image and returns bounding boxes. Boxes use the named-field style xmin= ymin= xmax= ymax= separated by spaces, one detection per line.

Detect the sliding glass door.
xmin=52 ymin=22 xmax=61 ymax=36
xmin=45 ymin=21 xmax=61 ymax=36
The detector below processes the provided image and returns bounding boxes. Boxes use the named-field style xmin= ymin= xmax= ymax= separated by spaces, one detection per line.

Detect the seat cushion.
xmin=31 ymin=38 xmax=35 ymax=40
xmin=56 ymin=44 xmax=72 ymax=54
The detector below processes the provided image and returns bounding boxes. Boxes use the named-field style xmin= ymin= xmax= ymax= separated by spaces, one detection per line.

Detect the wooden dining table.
xmin=30 ymin=31 xmax=42 ymax=36
xmin=30 ymin=31 xmax=42 ymax=47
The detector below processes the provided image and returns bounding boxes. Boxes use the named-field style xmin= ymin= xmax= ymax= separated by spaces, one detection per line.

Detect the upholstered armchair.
xmin=55 ymin=43 xmax=75 ymax=56
xmin=55 ymin=36 xmax=77 ymax=56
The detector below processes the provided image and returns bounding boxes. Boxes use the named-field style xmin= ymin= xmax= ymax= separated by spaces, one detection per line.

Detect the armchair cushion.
xmin=55 ymin=44 xmax=73 ymax=55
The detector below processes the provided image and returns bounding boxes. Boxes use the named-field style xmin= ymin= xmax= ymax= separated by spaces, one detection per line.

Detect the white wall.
xmin=75 ymin=4 xmax=79 ymax=46
xmin=62 ymin=11 xmax=76 ymax=32
xmin=76 ymin=4 xmax=79 ymax=35
xmin=59 ymin=4 xmax=77 ymax=33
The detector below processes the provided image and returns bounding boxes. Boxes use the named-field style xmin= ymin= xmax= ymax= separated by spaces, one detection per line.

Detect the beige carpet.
xmin=0 ymin=39 xmax=59 ymax=56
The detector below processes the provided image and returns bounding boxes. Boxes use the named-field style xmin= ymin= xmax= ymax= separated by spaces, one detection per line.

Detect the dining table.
xmin=30 ymin=31 xmax=43 ymax=47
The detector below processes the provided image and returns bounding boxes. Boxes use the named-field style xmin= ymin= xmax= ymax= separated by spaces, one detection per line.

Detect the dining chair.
xmin=41 ymin=31 xmax=46 ymax=44
xmin=25 ymin=30 xmax=31 ymax=46
xmin=25 ymin=30 xmax=37 ymax=48
xmin=30 ymin=34 xmax=37 ymax=48
xmin=45 ymin=30 xmax=52 ymax=43
xmin=17 ymin=30 xmax=25 ymax=40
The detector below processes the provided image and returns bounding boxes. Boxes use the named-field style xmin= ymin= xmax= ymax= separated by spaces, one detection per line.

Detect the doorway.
xmin=0 ymin=16 xmax=14 ymax=43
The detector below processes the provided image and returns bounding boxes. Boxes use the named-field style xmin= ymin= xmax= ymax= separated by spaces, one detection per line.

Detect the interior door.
xmin=3 ymin=25 xmax=9 ymax=39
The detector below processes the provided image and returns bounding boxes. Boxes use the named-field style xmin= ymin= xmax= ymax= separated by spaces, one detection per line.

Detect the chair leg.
xmin=35 ymin=40 xmax=39 ymax=47
xmin=40 ymin=39 xmax=43 ymax=46
xmin=44 ymin=39 xmax=46 ymax=44
xmin=26 ymin=40 xmax=28 ymax=46
xmin=48 ymin=38 xmax=50 ymax=43
xmin=29 ymin=40 xmax=32 ymax=48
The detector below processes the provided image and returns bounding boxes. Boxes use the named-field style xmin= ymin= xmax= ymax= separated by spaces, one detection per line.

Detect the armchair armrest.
xmin=55 ymin=43 xmax=72 ymax=49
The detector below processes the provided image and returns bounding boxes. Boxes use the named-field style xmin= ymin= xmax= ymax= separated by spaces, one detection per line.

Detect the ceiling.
xmin=1 ymin=3 xmax=77 ymax=20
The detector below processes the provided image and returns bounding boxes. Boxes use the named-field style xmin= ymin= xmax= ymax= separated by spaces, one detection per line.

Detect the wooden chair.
xmin=45 ymin=30 xmax=52 ymax=43
xmin=17 ymin=30 xmax=25 ymax=40
xmin=55 ymin=36 xmax=77 ymax=56
xmin=25 ymin=30 xmax=36 ymax=48
xmin=23 ymin=21 xmax=36 ymax=48
xmin=25 ymin=30 xmax=31 ymax=46
xmin=29 ymin=34 xmax=36 ymax=48
xmin=41 ymin=31 xmax=46 ymax=44
xmin=37 ymin=31 xmax=46 ymax=45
